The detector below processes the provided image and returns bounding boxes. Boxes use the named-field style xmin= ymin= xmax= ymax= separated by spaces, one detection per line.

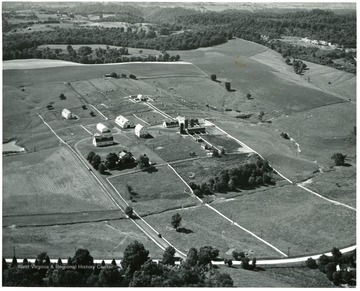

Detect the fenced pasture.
xmin=173 ymin=154 xmax=249 ymax=185
xmin=201 ymin=134 xmax=242 ymax=153
xmin=3 ymin=219 xmax=163 ymax=260
xmin=134 ymin=110 xmax=166 ymax=125
xmin=144 ymin=205 xmax=281 ymax=258
xmin=3 ymin=147 xmax=118 ymax=216
xmin=109 ymin=166 xmax=200 ymax=216
xmin=212 ymin=185 xmax=356 ymax=256
xmin=70 ymin=80 xmax=108 ymax=104
xmin=98 ymin=99 xmax=150 ymax=120
xmin=143 ymin=134 xmax=208 ymax=162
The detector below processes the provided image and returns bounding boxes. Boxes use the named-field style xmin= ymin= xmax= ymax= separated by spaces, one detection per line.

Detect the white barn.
xmin=93 ymin=134 xmax=114 ymax=147
xmin=96 ymin=123 xmax=111 ymax=133
xmin=115 ymin=115 xmax=134 ymax=128
xmin=135 ymin=124 xmax=148 ymax=138
xmin=62 ymin=108 xmax=75 ymax=119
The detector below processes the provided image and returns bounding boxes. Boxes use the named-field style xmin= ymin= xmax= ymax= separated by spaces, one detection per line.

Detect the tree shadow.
xmin=144 ymin=166 xmax=159 ymax=173
xmin=176 ymin=227 xmax=193 ymax=234
xmin=102 ymin=171 xmax=112 ymax=176
xmin=143 ymin=134 xmax=154 ymax=139
xmin=227 ymin=89 xmax=237 ymax=92
xmin=214 ymin=80 xmax=222 ymax=83
xmin=343 ymin=163 xmax=352 ymax=167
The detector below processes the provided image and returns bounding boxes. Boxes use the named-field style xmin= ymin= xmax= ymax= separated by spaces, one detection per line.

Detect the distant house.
xmin=311 ymin=40 xmax=319 ymax=45
xmin=135 ymin=124 xmax=148 ymax=137
xmin=96 ymin=123 xmax=111 ymax=134
xmin=62 ymin=108 xmax=75 ymax=119
xmin=115 ymin=115 xmax=134 ymax=128
xmin=162 ymin=119 xmax=179 ymax=128
xmin=93 ymin=133 xmax=114 ymax=147
xmin=136 ymin=94 xmax=147 ymax=101
xmin=319 ymin=40 xmax=328 ymax=46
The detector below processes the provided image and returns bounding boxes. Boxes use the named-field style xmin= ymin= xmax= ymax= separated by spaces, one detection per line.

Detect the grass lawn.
xmin=3 ymin=147 xmax=118 ymax=216
xmin=142 ymin=134 xmax=208 ymax=162
xmin=212 ymin=185 xmax=356 ymax=256
xmin=144 ymin=205 xmax=281 ymax=259
xmin=2 ymin=219 xmax=164 ymax=260
xmin=70 ymin=79 xmax=108 ymax=104
xmin=108 ymin=166 xmax=200 ymax=216
xmin=217 ymin=265 xmax=334 ymax=287
xmin=134 ymin=110 xmax=166 ymax=125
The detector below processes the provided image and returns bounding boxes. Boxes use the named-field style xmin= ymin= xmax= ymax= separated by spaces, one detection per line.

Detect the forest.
xmin=2 ymin=5 xmax=356 ymax=72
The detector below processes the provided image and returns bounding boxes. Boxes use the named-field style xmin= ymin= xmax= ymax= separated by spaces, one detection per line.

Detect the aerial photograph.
xmin=2 ymin=0 xmax=356 ymax=287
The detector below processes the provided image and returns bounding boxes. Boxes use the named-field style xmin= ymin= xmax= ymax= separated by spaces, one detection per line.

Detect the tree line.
xmin=3 ymin=241 xmax=234 ymax=287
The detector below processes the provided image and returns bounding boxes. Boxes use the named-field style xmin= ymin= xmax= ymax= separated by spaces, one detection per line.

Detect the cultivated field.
xmin=3 ymin=147 xmax=118 ymax=216
xmin=144 ymin=205 xmax=281 ymax=258
xmin=108 ymin=166 xmax=200 ymax=216
xmin=212 ymin=185 xmax=356 ymax=256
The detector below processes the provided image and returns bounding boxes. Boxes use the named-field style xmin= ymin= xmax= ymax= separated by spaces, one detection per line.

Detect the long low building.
xmin=162 ymin=119 xmax=179 ymax=128
xmin=93 ymin=134 xmax=114 ymax=147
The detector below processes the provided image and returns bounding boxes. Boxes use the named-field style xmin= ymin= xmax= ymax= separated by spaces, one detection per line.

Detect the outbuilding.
xmin=115 ymin=115 xmax=134 ymax=128
xmin=135 ymin=124 xmax=148 ymax=138
xmin=92 ymin=134 xmax=114 ymax=147
xmin=96 ymin=123 xmax=111 ymax=133
xmin=162 ymin=119 xmax=179 ymax=128
xmin=62 ymin=108 xmax=75 ymax=119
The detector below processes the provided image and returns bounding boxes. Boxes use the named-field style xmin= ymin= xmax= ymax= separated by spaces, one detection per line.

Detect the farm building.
xmin=62 ymin=108 xmax=75 ymax=119
xmin=135 ymin=124 xmax=148 ymax=138
xmin=92 ymin=134 xmax=114 ymax=147
xmin=96 ymin=123 xmax=111 ymax=134
xmin=115 ymin=115 xmax=134 ymax=128
xmin=136 ymin=94 xmax=147 ymax=101
xmin=177 ymin=116 xmax=202 ymax=134
xmin=187 ymin=127 xmax=206 ymax=134
xmin=162 ymin=119 xmax=179 ymax=128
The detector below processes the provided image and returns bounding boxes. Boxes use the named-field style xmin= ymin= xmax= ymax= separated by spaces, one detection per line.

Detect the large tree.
xmin=121 ymin=241 xmax=149 ymax=277
xmin=171 ymin=213 xmax=182 ymax=231
xmin=162 ymin=246 xmax=176 ymax=266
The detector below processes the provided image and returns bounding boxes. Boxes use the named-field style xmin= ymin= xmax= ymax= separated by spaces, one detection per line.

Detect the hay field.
xmin=144 ymin=205 xmax=281 ymax=258
xmin=3 ymin=219 xmax=163 ymax=259
xmin=109 ymin=166 xmax=200 ymax=216
xmin=3 ymin=147 xmax=118 ymax=216
xmin=212 ymin=185 xmax=356 ymax=256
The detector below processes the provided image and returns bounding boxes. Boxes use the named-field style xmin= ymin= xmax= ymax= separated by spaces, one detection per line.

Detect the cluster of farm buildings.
xmin=301 ymin=37 xmax=339 ymax=48
xmin=61 ymin=103 xmax=206 ymax=147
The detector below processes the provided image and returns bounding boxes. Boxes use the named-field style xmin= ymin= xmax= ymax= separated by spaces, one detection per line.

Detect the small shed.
xmin=62 ymin=108 xmax=74 ymax=119
xmin=96 ymin=123 xmax=111 ymax=133
xmin=135 ymin=124 xmax=148 ymax=138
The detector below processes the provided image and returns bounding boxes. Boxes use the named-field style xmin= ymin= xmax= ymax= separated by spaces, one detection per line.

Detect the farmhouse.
xmin=162 ymin=119 xmax=179 ymax=128
xmin=92 ymin=134 xmax=114 ymax=147
xmin=115 ymin=115 xmax=134 ymax=128
xmin=135 ymin=124 xmax=148 ymax=137
xmin=136 ymin=94 xmax=147 ymax=101
xmin=62 ymin=108 xmax=75 ymax=119
xmin=96 ymin=123 xmax=111 ymax=134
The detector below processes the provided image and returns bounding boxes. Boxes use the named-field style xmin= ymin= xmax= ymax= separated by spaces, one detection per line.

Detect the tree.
xmin=186 ymin=248 xmax=198 ymax=266
xmin=11 ymin=256 xmax=18 ymax=268
xmin=57 ymin=258 xmax=63 ymax=266
xmin=331 ymin=247 xmax=342 ymax=263
xmin=87 ymin=151 xmax=96 ymax=162
xmin=3 ymin=257 xmax=8 ymax=271
xmin=225 ymin=81 xmax=231 ymax=91
xmin=224 ymin=258 xmax=233 ymax=267
xmin=331 ymin=153 xmax=346 ymax=166
xmin=129 ymin=74 xmax=137 ymax=79
xmin=232 ymin=251 xmax=245 ymax=261
xmin=210 ymin=74 xmax=217 ymax=81
xmin=59 ymin=93 xmax=66 ymax=100
xmin=306 ymin=257 xmax=318 ymax=269
xmin=125 ymin=206 xmax=133 ymax=218
xmin=198 ymin=246 xmax=219 ymax=265
xmin=72 ymin=249 xmax=93 ymax=266
xmin=246 ymin=93 xmax=252 ymax=99
xmin=105 ymin=153 xmax=119 ymax=169
xmin=78 ymin=46 xmax=93 ymax=56
xmin=121 ymin=241 xmax=149 ymax=278
xmin=162 ymin=246 xmax=176 ymax=266
xmin=91 ymin=154 xmax=101 ymax=170
xmin=325 ymin=262 xmax=337 ymax=280
xmin=241 ymin=257 xmax=250 ymax=270
xmin=98 ymin=163 xmax=106 ymax=174
xmin=258 ymin=111 xmax=265 ymax=122
xmin=137 ymin=154 xmax=150 ymax=169
xmin=171 ymin=213 xmax=182 ymax=231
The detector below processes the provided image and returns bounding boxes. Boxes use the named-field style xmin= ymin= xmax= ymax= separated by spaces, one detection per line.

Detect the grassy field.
xmin=144 ymin=205 xmax=281 ymax=258
xmin=303 ymin=166 xmax=356 ymax=208
xmin=3 ymin=147 xmax=118 ymax=216
xmin=201 ymin=133 xmax=242 ymax=153
xmin=108 ymin=166 xmax=200 ymax=216
xmin=3 ymin=219 xmax=164 ymax=260
xmin=212 ymin=185 xmax=356 ymax=256
xmin=218 ymin=265 xmax=334 ymax=287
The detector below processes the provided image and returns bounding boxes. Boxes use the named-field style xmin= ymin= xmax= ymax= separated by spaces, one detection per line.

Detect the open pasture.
xmin=70 ymin=80 xmax=108 ymax=104
xmin=108 ymin=166 xmax=200 ymax=216
xmin=212 ymin=185 xmax=356 ymax=256
xmin=99 ymin=100 xmax=150 ymax=120
xmin=3 ymin=219 xmax=164 ymax=260
xmin=3 ymin=147 xmax=118 ymax=216
xmin=201 ymin=133 xmax=242 ymax=153
xmin=303 ymin=166 xmax=356 ymax=208
xmin=133 ymin=109 xmax=166 ymax=125
xmin=172 ymin=38 xmax=345 ymax=117
xmin=273 ymin=102 xmax=356 ymax=167
xmin=145 ymin=205 xmax=281 ymax=258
